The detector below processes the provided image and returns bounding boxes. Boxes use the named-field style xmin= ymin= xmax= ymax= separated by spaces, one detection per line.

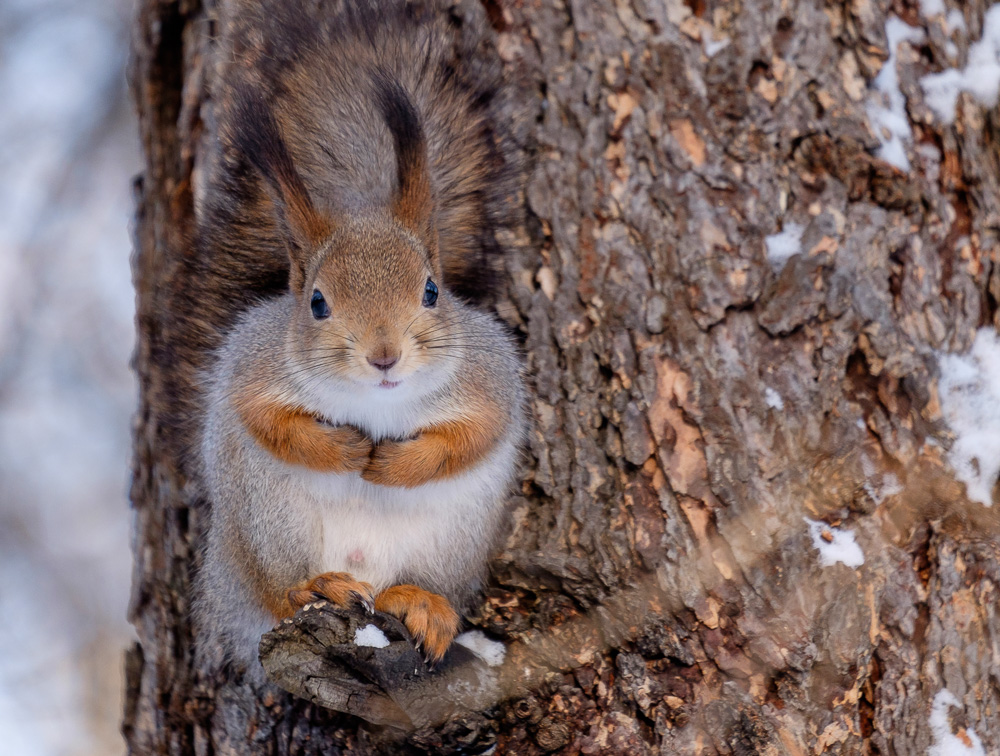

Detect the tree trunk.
xmin=125 ymin=0 xmax=1000 ymax=753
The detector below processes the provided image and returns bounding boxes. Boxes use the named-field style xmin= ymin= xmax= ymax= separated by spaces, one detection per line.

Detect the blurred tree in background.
xmin=0 ymin=2 xmax=137 ymax=754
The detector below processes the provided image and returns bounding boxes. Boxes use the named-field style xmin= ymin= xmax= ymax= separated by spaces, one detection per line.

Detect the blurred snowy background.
xmin=0 ymin=0 xmax=137 ymax=754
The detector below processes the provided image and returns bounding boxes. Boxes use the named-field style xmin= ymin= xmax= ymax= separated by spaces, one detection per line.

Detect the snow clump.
xmin=866 ymin=17 xmax=925 ymax=170
xmin=929 ymin=690 xmax=986 ymax=756
xmin=353 ymin=624 xmax=390 ymax=648
xmin=936 ymin=327 xmax=1000 ymax=507
xmin=455 ymin=630 xmax=506 ymax=667
xmin=765 ymin=223 xmax=805 ymax=270
xmin=921 ymin=4 xmax=1000 ymax=124
xmin=805 ymin=518 xmax=865 ymax=568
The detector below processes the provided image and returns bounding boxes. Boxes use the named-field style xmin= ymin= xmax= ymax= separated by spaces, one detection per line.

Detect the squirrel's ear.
xmin=230 ymin=85 xmax=332 ymax=292
xmin=374 ymin=74 xmax=440 ymax=274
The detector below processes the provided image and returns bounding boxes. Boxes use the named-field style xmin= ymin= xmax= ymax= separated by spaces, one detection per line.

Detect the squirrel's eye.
xmin=422 ymin=278 xmax=438 ymax=308
xmin=310 ymin=290 xmax=330 ymax=319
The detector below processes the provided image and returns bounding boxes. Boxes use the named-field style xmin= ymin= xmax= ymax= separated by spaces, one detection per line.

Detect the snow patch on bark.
xmin=936 ymin=327 xmax=1000 ymax=506
xmin=702 ymin=35 xmax=730 ymax=57
xmin=861 ymin=457 xmax=903 ymax=505
xmin=805 ymin=519 xmax=865 ymax=568
xmin=921 ymin=5 xmax=1000 ymax=124
xmin=353 ymin=624 xmax=390 ymax=648
xmin=866 ymin=16 xmax=924 ymax=170
xmin=764 ymin=387 xmax=784 ymax=410
xmin=929 ymin=690 xmax=986 ymax=756
xmin=455 ymin=630 xmax=506 ymax=667
xmin=765 ymin=223 xmax=804 ymax=270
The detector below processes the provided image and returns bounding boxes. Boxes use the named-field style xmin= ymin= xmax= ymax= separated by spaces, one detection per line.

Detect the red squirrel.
xmin=193 ymin=0 xmax=525 ymax=680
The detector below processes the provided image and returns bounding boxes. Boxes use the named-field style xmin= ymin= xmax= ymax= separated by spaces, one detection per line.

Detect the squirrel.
xmin=192 ymin=0 xmax=525 ymax=679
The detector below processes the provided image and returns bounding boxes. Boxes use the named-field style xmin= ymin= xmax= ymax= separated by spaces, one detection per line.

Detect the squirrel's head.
xmin=290 ymin=213 xmax=454 ymax=389
xmin=234 ymin=76 xmax=461 ymax=391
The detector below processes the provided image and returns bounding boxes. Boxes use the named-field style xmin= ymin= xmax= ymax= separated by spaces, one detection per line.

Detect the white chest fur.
xmin=288 ymin=441 xmax=515 ymax=590
xmin=285 ymin=358 xmax=513 ymax=590
xmin=297 ymin=359 xmax=458 ymax=442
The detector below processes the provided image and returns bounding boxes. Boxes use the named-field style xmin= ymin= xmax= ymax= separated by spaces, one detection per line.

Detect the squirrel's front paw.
xmin=374 ymin=584 xmax=459 ymax=665
xmin=362 ymin=438 xmax=438 ymax=487
xmin=288 ymin=571 xmax=376 ymax=613
xmin=323 ymin=424 xmax=374 ymax=473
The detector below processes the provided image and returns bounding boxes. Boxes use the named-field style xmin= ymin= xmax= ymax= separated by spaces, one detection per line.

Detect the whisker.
xmin=412 ymin=321 xmax=465 ymax=340
xmin=420 ymin=345 xmax=491 ymax=352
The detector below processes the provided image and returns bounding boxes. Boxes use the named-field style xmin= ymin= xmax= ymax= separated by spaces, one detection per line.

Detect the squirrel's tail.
xmin=202 ymin=0 xmax=520 ymax=306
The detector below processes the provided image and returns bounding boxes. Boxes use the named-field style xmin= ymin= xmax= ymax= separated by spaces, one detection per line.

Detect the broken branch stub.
xmin=259 ymin=602 xmax=502 ymax=733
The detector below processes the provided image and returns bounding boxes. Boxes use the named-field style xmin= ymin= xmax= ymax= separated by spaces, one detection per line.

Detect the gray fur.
xmin=192 ymin=0 xmax=524 ymax=681
xmin=196 ymin=295 xmax=525 ymax=677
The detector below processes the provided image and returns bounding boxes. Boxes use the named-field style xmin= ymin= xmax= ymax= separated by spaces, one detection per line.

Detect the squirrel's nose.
xmin=367 ymin=354 xmax=399 ymax=372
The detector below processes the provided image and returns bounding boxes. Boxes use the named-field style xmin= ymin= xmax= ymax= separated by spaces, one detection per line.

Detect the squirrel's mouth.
xmin=377 ymin=379 xmax=401 ymax=389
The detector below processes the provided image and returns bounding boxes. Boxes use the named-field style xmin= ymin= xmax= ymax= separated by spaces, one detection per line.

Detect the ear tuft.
xmin=230 ymin=84 xmax=332 ymax=290
xmin=373 ymin=73 xmax=437 ymax=262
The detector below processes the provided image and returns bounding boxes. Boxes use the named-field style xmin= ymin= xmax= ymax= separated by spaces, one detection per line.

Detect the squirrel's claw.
xmin=287 ymin=589 xmax=322 ymax=611
xmin=352 ymin=590 xmax=376 ymax=614
xmin=373 ymin=584 xmax=459 ymax=668
xmin=289 ymin=572 xmax=376 ymax=616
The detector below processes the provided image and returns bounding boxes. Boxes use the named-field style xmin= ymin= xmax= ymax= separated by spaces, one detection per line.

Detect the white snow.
xmin=929 ymin=690 xmax=987 ymax=756
xmin=919 ymin=0 xmax=946 ymax=18
xmin=862 ymin=456 xmax=904 ymax=504
xmin=922 ymin=69 xmax=966 ymax=122
xmin=765 ymin=223 xmax=805 ymax=270
xmin=764 ymin=387 xmax=784 ymax=410
xmin=805 ymin=518 xmax=865 ymax=568
xmin=879 ymin=472 xmax=903 ymax=498
xmin=455 ymin=630 xmax=506 ymax=667
xmin=921 ymin=4 xmax=1000 ymax=124
xmin=703 ymin=36 xmax=730 ymax=57
xmin=353 ymin=624 xmax=391 ymax=648
xmin=866 ymin=17 xmax=925 ymax=170
xmin=946 ymin=9 xmax=966 ymax=34
xmin=936 ymin=328 xmax=1000 ymax=506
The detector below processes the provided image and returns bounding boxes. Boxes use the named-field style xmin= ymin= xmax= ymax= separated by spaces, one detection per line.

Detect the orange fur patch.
xmin=393 ymin=156 xmax=434 ymax=250
xmin=286 ymin=571 xmax=375 ymax=617
xmin=278 ymin=171 xmax=332 ymax=252
xmin=235 ymin=388 xmax=372 ymax=472
xmin=361 ymin=399 xmax=505 ymax=487
xmin=374 ymin=584 xmax=459 ymax=663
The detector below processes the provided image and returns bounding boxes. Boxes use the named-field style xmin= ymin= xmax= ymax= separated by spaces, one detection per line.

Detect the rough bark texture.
xmin=127 ymin=0 xmax=1000 ymax=753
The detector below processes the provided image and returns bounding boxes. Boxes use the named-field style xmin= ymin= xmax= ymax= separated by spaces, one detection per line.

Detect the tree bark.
xmin=126 ymin=0 xmax=1000 ymax=754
